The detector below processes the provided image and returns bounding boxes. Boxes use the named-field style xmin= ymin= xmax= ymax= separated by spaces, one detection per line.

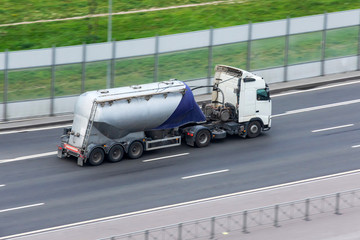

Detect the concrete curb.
xmin=1 ymin=70 xmax=359 ymax=132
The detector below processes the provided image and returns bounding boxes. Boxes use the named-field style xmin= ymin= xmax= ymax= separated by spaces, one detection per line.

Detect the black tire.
xmin=247 ymin=121 xmax=262 ymax=138
xmin=195 ymin=129 xmax=211 ymax=148
xmin=128 ymin=141 xmax=144 ymax=159
xmin=88 ymin=148 xmax=105 ymax=166
xmin=108 ymin=145 xmax=124 ymax=163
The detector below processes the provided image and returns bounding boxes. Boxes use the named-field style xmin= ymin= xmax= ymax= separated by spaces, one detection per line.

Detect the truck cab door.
xmin=238 ymin=88 xmax=256 ymax=122
xmin=255 ymin=88 xmax=272 ymax=126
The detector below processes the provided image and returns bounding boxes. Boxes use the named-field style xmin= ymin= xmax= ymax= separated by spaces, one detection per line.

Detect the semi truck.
xmin=58 ymin=65 xmax=272 ymax=166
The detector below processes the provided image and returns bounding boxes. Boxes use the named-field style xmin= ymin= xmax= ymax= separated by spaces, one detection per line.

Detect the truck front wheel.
xmin=195 ymin=129 xmax=211 ymax=148
xmin=108 ymin=145 xmax=124 ymax=163
xmin=128 ymin=141 xmax=144 ymax=159
xmin=88 ymin=148 xmax=105 ymax=166
xmin=247 ymin=121 xmax=262 ymax=138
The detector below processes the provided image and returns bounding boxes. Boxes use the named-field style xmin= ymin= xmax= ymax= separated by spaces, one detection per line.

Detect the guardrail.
xmin=100 ymin=188 xmax=360 ymax=240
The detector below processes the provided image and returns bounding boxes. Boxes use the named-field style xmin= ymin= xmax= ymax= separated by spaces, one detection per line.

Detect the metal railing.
xmin=100 ymin=188 xmax=360 ymax=240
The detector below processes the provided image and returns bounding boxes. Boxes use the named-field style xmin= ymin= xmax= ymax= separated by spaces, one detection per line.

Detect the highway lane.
xmin=0 ymin=128 xmax=60 ymax=160
xmin=272 ymin=80 xmax=360 ymax=114
xmin=1 ymin=79 xmax=359 ymax=159
xmin=0 ymin=81 xmax=360 ymax=237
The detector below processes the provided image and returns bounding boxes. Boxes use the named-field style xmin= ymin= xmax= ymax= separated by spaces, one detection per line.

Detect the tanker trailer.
xmin=57 ymin=80 xmax=206 ymax=166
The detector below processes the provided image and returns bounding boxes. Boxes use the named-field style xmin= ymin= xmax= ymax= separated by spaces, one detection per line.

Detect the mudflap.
xmin=185 ymin=135 xmax=195 ymax=147
xmin=263 ymin=126 xmax=271 ymax=131
xmin=183 ymin=125 xmax=211 ymax=147
xmin=57 ymin=148 xmax=65 ymax=158
xmin=77 ymin=157 xmax=84 ymax=167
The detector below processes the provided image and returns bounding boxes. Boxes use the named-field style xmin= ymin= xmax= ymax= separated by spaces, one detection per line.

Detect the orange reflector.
xmin=64 ymin=143 xmax=80 ymax=153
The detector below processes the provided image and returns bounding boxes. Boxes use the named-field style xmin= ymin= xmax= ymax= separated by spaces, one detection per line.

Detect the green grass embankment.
xmin=1 ymin=0 xmax=359 ymax=51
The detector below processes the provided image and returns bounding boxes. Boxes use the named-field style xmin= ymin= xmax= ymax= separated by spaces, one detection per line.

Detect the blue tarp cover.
xmin=154 ymin=83 xmax=206 ymax=129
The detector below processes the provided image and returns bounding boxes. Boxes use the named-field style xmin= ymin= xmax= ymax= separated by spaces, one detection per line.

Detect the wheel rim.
xmin=92 ymin=151 xmax=102 ymax=163
xmin=131 ymin=144 xmax=141 ymax=156
xmin=250 ymin=124 xmax=259 ymax=134
xmin=198 ymin=132 xmax=208 ymax=145
xmin=112 ymin=148 xmax=121 ymax=160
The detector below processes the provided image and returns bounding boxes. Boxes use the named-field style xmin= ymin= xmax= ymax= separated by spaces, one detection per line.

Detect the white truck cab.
xmin=210 ymin=65 xmax=271 ymax=135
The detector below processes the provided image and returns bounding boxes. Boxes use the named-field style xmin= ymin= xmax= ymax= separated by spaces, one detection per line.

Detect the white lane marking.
xmin=0 ymin=203 xmax=44 ymax=214
xmin=0 ymin=184 xmax=5 ymax=188
xmin=3 ymin=168 xmax=360 ymax=240
xmin=272 ymin=99 xmax=360 ymax=118
xmin=142 ymin=153 xmax=189 ymax=162
xmin=182 ymin=169 xmax=229 ymax=180
xmin=311 ymin=124 xmax=354 ymax=133
xmin=0 ymin=125 xmax=71 ymax=135
xmin=0 ymin=152 xmax=57 ymax=164
xmin=272 ymin=79 xmax=360 ymax=98
xmin=352 ymin=145 xmax=360 ymax=148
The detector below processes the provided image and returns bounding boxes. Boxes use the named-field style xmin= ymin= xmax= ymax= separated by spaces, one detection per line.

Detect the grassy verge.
xmin=0 ymin=0 xmax=359 ymax=51
xmin=0 ymin=0 xmax=213 ymax=24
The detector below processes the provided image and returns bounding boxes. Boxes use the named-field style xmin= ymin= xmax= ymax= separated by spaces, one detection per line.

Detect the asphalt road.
xmin=0 ymin=80 xmax=360 ymax=238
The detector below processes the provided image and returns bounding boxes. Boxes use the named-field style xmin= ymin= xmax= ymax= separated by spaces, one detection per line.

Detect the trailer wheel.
xmin=108 ymin=145 xmax=124 ymax=163
xmin=195 ymin=129 xmax=211 ymax=148
xmin=247 ymin=121 xmax=261 ymax=138
xmin=128 ymin=141 xmax=144 ymax=159
xmin=88 ymin=148 xmax=105 ymax=166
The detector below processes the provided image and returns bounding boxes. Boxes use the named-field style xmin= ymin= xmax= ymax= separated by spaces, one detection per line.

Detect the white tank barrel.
xmin=69 ymin=81 xmax=205 ymax=148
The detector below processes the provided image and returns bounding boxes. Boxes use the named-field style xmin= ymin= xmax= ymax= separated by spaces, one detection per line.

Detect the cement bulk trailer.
xmin=58 ymin=80 xmax=206 ymax=166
